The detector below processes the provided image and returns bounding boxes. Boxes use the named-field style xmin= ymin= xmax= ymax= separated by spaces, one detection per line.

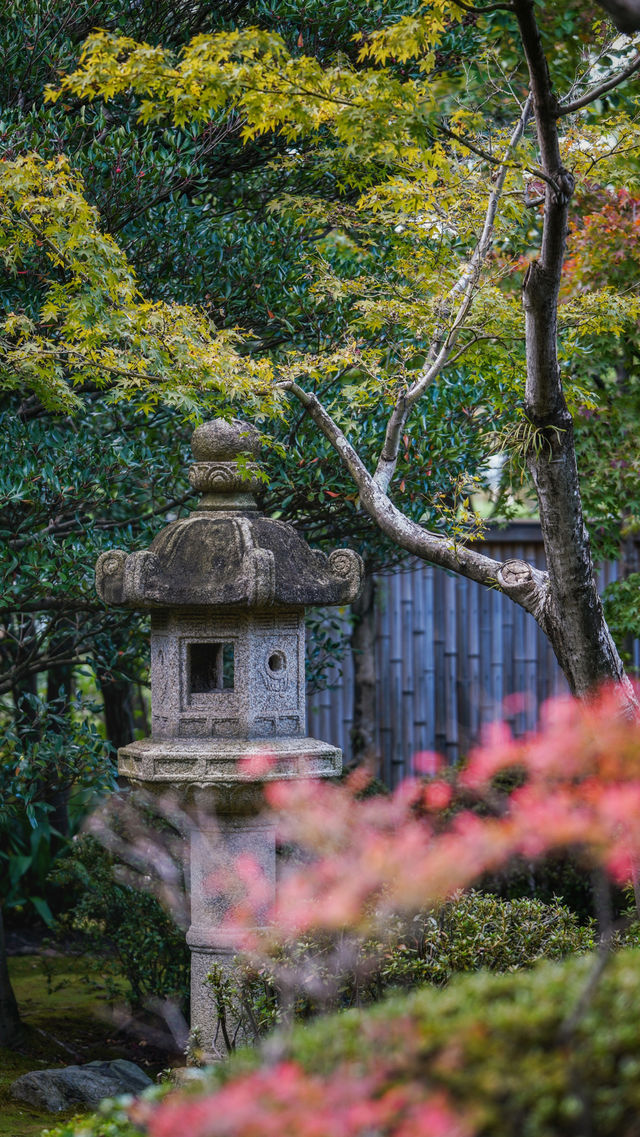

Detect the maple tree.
xmin=49 ymin=684 xmax=640 ymax=1137
xmin=201 ymin=685 xmax=640 ymax=953
xmin=1 ymin=0 xmax=446 ymax=1047
xmin=29 ymin=0 xmax=640 ymax=699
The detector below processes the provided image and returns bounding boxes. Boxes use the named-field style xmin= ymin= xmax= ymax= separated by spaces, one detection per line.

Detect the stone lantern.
xmin=95 ymin=419 xmax=363 ymax=1052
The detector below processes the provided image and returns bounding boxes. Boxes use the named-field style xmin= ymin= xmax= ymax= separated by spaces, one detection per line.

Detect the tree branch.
xmin=280 ymin=379 xmax=550 ymax=619
xmin=0 ymin=653 xmax=88 ymax=696
xmin=558 ymin=51 xmax=640 ymax=116
xmin=437 ymin=123 xmax=553 ymax=185
xmin=0 ymin=597 xmax=104 ymax=615
xmin=8 ymin=492 xmax=193 ymax=550
xmin=450 ymin=0 xmax=514 ymax=12
xmin=372 ymin=95 xmax=532 ymax=495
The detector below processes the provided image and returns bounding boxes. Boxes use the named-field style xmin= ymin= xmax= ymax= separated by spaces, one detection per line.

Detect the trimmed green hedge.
xmin=360 ymin=890 xmax=596 ymax=989
xmin=44 ymin=945 xmax=640 ymax=1137
xmin=204 ymin=891 xmax=596 ymax=1041
xmin=282 ymin=948 xmax=640 ymax=1136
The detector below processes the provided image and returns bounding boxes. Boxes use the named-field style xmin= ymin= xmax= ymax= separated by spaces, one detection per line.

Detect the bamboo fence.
xmin=306 ymin=522 xmax=639 ymax=785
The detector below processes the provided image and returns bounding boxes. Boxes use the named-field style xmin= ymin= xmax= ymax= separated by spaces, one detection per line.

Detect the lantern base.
xmin=118 ymin=735 xmax=341 ymax=785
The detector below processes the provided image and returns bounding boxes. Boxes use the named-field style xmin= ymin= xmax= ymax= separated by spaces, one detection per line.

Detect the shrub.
xmin=204 ymin=891 xmax=595 ymax=1046
xmin=51 ymin=835 xmax=190 ymax=1010
xmin=42 ymin=946 xmax=640 ymax=1137
xmin=366 ymin=890 xmax=595 ymax=987
xmin=0 ymin=694 xmax=115 ymax=927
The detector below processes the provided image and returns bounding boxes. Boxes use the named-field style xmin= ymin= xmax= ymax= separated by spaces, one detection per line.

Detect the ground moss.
xmin=0 ymin=955 xmax=156 ymax=1137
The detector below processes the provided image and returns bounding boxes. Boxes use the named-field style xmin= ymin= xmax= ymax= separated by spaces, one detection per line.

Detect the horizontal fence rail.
xmin=306 ymin=523 xmax=639 ymax=786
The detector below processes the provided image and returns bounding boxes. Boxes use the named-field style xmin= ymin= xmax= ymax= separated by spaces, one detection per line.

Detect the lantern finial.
xmin=189 ymin=418 xmax=263 ymax=511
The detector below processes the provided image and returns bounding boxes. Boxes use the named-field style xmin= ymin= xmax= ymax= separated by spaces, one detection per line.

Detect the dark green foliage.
xmin=602 ymin=572 xmax=640 ymax=657
xmin=0 ymin=694 xmax=115 ymax=924
xmin=50 ymin=836 xmax=190 ymax=1010
xmin=486 ymin=852 xmax=605 ymax=923
xmin=0 ymin=0 xmax=489 ymax=721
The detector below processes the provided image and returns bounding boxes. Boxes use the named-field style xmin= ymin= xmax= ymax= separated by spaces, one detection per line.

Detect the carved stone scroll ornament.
xmin=189 ymin=462 xmax=262 ymax=496
xmin=245 ymin=547 xmax=276 ymax=607
xmin=328 ymin=548 xmax=365 ymax=603
xmin=95 ymin=549 xmax=127 ymax=604
xmin=96 ymin=548 xmax=161 ymax=606
xmin=123 ymin=550 xmax=160 ymax=605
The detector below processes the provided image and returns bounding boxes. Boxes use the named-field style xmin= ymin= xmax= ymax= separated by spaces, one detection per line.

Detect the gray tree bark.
xmin=514 ymin=0 xmax=633 ymax=699
xmin=595 ymin=0 xmax=640 ymax=31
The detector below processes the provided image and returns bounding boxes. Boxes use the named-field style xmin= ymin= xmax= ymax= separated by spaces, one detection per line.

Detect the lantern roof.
xmin=95 ymin=419 xmax=363 ymax=610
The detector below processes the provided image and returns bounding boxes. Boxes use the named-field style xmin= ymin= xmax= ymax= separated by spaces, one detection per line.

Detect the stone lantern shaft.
xmin=95 ymin=419 xmax=363 ymax=1054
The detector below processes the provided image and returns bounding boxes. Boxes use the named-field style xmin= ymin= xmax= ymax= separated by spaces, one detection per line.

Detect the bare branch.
xmin=372 ymin=95 xmax=532 ymax=495
xmin=438 ymin=123 xmax=554 ymax=186
xmin=8 ymin=492 xmax=193 ymax=550
xmin=559 ymin=52 xmax=640 ymax=116
xmin=280 ymin=379 xmax=549 ymax=620
xmin=450 ymin=0 xmax=514 ymax=13
xmin=0 ymin=597 xmax=103 ymax=615
xmin=0 ymin=653 xmax=88 ymax=696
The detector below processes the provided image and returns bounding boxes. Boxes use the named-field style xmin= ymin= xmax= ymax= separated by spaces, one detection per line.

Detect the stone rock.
xmin=9 ymin=1059 xmax=153 ymax=1112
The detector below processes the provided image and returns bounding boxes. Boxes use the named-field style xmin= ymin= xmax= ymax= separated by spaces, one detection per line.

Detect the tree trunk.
xmin=100 ymin=676 xmax=136 ymax=750
xmin=527 ymin=418 xmax=628 ymax=694
xmin=0 ymin=905 xmax=22 ymax=1046
xmin=47 ymin=648 xmax=73 ymax=838
xmin=515 ymin=0 xmax=633 ymax=700
xmin=595 ymin=0 xmax=640 ymax=32
xmin=349 ymin=572 xmax=381 ymax=775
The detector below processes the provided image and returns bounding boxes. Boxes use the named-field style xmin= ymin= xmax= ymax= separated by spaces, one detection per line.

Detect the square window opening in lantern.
xmin=189 ymin=642 xmax=234 ymax=693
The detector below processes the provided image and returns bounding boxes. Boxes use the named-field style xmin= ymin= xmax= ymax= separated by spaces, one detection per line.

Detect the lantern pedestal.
xmin=119 ymin=737 xmax=341 ymax=1057
xmin=186 ymin=810 xmax=276 ymax=1056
